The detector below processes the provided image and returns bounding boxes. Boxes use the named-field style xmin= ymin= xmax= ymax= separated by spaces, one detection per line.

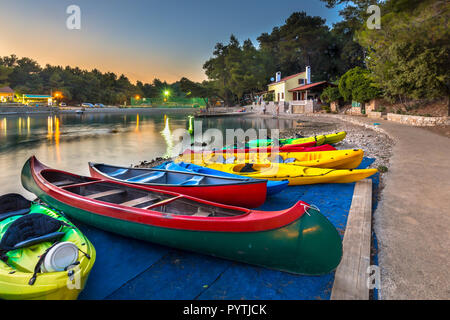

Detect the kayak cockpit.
xmin=41 ymin=170 xmax=247 ymax=218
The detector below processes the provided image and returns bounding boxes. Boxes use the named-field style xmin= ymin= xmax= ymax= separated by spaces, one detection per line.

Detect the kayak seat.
xmin=0 ymin=213 xmax=66 ymax=252
xmin=270 ymin=155 xmax=285 ymax=163
xmin=180 ymin=176 xmax=205 ymax=185
xmin=108 ymin=168 xmax=129 ymax=177
xmin=224 ymin=156 xmax=236 ymax=164
xmin=240 ymin=163 xmax=257 ymax=173
xmin=214 ymin=155 xmax=225 ymax=163
xmin=284 ymin=158 xmax=296 ymax=164
xmin=0 ymin=193 xmax=32 ymax=223
xmin=128 ymin=171 xmax=166 ymax=183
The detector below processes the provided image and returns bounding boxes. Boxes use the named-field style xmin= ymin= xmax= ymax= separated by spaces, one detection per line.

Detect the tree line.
xmin=0 ymin=55 xmax=188 ymax=105
xmin=1 ymin=0 xmax=448 ymax=109
xmin=186 ymin=0 xmax=449 ymax=109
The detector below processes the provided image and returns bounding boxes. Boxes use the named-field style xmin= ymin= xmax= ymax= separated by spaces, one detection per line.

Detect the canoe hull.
xmin=155 ymin=162 xmax=289 ymax=196
xmin=184 ymin=143 xmax=336 ymax=155
xmin=21 ymin=158 xmax=343 ymax=275
xmin=89 ymin=166 xmax=267 ymax=209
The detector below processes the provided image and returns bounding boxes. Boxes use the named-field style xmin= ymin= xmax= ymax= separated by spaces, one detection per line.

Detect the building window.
xmin=298 ymin=79 xmax=305 ymax=85
xmin=277 ymin=93 xmax=280 ymax=101
xmin=281 ymin=93 xmax=284 ymax=100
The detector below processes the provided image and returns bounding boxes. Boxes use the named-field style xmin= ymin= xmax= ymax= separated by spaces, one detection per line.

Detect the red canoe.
xmin=20 ymin=156 xmax=343 ymax=275
xmin=183 ymin=143 xmax=336 ymax=155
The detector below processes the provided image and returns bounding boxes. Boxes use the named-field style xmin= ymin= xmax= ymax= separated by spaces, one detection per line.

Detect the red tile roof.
xmin=288 ymin=81 xmax=335 ymax=92
xmin=0 ymin=86 xmax=14 ymax=93
xmin=268 ymin=72 xmax=306 ymax=85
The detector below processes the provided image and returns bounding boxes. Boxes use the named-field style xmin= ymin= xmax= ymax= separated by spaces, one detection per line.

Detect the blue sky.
xmin=0 ymin=0 xmax=344 ymax=83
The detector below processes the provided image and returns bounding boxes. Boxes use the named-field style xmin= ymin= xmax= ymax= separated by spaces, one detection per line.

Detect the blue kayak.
xmin=155 ymin=161 xmax=289 ymax=196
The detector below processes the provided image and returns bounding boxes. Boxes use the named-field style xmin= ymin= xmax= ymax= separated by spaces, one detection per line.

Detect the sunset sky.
xmin=0 ymin=0 xmax=343 ymax=84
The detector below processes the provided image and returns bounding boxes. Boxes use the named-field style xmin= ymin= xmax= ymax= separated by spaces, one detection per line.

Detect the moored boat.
xmin=248 ymin=131 xmax=347 ymax=148
xmin=88 ymin=162 xmax=267 ymax=208
xmin=21 ymin=156 xmax=343 ymax=275
xmin=180 ymin=149 xmax=365 ymax=169
xmin=0 ymin=193 xmax=95 ymax=300
xmin=184 ymin=143 xmax=336 ymax=154
xmin=154 ymin=161 xmax=289 ymax=196
xmin=188 ymin=162 xmax=377 ymax=185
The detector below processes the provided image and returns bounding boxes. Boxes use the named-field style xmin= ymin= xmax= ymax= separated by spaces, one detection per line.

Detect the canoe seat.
xmin=108 ymin=168 xmax=129 ymax=177
xmin=120 ymin=195 xmax=159 ymax=207
xmin=127 ymin=171 xmax=166 ymax=183
xmin=192 ymin=209 xmax=210 ymax=217
xmin=86 ymin=189 xmax=126 ymax=199
xmin=180 ymin=176 xmax=204 ymax=185
xmin=53 ymin=180 xmax=76 ymax=187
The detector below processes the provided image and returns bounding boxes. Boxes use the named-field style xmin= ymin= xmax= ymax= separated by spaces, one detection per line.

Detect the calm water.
xmin=0 ymin=110 xmax=297 ymax=198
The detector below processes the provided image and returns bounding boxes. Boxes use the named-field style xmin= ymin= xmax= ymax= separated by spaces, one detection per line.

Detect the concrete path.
xmin=333 ymin=116 xmax=450 ymax=299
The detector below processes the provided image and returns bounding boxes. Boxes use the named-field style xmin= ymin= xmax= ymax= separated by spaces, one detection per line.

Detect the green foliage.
xmin=203 ymin=35 xmax=270 ymax=106
xmin=0 ymin=54 xmax=195 ymax=105
xmin=357 ymin=0 xmax=450 ymax=101
xmin=257 ymin=11 xmax=345 ymax=82
xmin=0 ymin=66 xmax=12 ymax=87
xmin=320 ymin=86 xmax=341 ymax=103
xmin=321 ymin=105 xmax=331 ymax=113
xmin=179 ymin=77 xmax=220 ymax=109
xmin=339 ymin=67 xmax=381 ymax=102
xmin=264 ymin=92 xmax=274 ymax=102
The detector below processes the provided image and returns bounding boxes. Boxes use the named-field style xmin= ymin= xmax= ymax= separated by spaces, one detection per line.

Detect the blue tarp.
xmin=76 ymin=157 xmax=379 ymax=300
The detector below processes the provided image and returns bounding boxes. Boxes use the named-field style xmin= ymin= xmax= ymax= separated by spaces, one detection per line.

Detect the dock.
xmin=75 ymin=158 xmax=377 ymax=300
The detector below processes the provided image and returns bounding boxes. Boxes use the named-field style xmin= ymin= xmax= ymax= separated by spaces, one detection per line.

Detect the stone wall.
xmin=345 ymin=106 xmax=362 ymax=115
xmin=368 ymin=111 xmax=383 ymax=119
xmin=330 ymin=101 xmax=339 ymax=112
xmin=386 ymin=113 xmax=449 ymax=126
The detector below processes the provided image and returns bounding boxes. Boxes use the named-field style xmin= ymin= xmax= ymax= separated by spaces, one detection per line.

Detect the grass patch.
xmin=377 ymin=165 xmax=388 ymax=173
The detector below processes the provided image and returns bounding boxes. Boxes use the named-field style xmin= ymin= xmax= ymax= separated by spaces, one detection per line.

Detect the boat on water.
xmin=180 ymin=149 xmax=365 ymax=169
xmin=187 ymin=162 xmax=377 ymax=186
xmin=88 ymin=162 xmax=267 ymax=208
xmin=154 ymin=161 xmax=289 ymax=196
xmin=0 ymin=193 xmax=95 ymax=300
xmin=21 ymin=156 xmax=342 ymax=275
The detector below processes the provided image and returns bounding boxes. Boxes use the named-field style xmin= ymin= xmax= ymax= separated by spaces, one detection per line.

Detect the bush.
xmin=339 ymin=67 xmax=382 ymax=103
xmin=321 ymin=105 xmax=331 ymax=113
xmin=320 ymin=86 xmax=341 ymax=103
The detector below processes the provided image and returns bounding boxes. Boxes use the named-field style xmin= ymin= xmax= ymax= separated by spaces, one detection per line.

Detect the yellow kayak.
xmin=285 ymin=131 xmax=347 ymax=146
xmin=0 ymin=195 xmax=96 ymax=300
xmin=247 ymin=131 xmax=346 ymax=147
xmin=181 ymin=149 xmax=364 ymax=169
xmin=190 ymin=162 xmax=377 ymax=185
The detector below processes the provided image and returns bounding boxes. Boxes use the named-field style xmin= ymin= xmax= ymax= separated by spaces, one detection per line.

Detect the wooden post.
xmin=331 ymin=179 xmax=373 ymax=300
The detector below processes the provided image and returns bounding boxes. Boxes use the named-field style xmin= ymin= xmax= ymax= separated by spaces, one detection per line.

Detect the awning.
xmin=288 ymin=81 xmax=335 ymax=92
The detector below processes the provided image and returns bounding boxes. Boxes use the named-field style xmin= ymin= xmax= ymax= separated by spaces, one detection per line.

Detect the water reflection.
xmin=135 ymin=114 xmax=140 ymax=132
xmin=0 ymin=111 xmax=299 ymax=197
xmin=160 ymin=115 xmax=173 ymax=157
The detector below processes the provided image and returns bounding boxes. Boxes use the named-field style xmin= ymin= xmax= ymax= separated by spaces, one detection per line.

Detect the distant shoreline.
xmin=0 ymin=106 xmax=197 ymax=116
